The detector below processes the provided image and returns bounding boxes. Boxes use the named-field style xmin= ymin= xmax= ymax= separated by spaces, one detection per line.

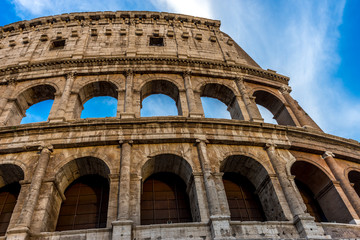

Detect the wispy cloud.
xmin=151 ymin=0 xmax=213 ymax=18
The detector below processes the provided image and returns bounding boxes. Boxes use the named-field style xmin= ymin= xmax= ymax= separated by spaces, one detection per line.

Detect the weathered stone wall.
xmin=0 ymin=11 xmax=359 ymax=240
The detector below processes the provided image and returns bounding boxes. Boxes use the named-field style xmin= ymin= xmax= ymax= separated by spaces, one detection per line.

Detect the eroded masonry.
xmin=0 ymin=11 xmax=360 ymax=240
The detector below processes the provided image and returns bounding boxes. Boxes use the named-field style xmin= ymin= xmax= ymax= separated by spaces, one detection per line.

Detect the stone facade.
xmin=0 ymin=11 xmax=359 ymax=240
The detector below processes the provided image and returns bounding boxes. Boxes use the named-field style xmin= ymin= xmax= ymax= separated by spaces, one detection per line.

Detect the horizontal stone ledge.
xmin=0 ymin=56 xmax=289 ymax=84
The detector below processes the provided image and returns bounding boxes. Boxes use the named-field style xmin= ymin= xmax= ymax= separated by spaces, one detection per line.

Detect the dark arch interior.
xmin=142 ymin=154 xmax=193 ymax=185
xmin=348 ymin=170 xmax=360 ymax=197
xmin=221 ymin=155 xmax=287 ymax=221
xmin=223 ymin=172 xmax=265 ymax=221
xmin=141 ymin=172 xmax=192 ymax=225
xmin=253 ymin=90 xmax=295 ymax=126
xmin=0 ymin=182 xmax=21 ymax=236
xmin=291 ymin=161 xmax=352 ymax=223
xmin=201 ymin=83 xmax=243 ymax=120
xmin=140 ymin=80 xmax=181 ymax=116
xmin=294 ymin=179 xmax=327 ymax=222
xmin=56 ymin=175 xmax=109 ymax=231
xmin=0 ymin=164 xmax=23 ymax=236
xmin=56 ymin=157 xmax=110 ymax=195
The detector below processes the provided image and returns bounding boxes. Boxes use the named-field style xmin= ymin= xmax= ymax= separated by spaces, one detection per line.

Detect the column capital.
xmin=124 ymin=68 xmax=134 ymax=77
xmin=6 ymin=77 xmax=17 ymax=86
xmin=66 ymin=71 xmax=76 ymax=80
xmin=280 ymin=85 xmax=292 ymax=94
xmin=264 ymin=143 xmax=277 ymax=150
xmin=183 ymin=69 xmax=192 ymax=78
xmin=195 ymin=138 xmax=209 ymax=145
xmin=322 ymin=151 xmax=335 ymax=159
xmin=119 ymin=140 xmax=133 ymax=146
xmin=38 ymin=143 xmax=53 ymax=153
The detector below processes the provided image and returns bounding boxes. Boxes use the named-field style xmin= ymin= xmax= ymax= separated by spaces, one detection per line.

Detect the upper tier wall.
xmin=0 ymin=11 xmax=259 ymax=69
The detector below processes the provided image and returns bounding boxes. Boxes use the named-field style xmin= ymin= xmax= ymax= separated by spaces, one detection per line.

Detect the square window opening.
xmin=149 ymin=37 xmax=164 ymax=46
xmin=50 ymin=39 xmax=66 ymax=50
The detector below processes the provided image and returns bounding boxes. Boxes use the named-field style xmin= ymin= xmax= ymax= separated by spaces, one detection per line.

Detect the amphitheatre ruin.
xmin=0 ymin=10 xmax=359 ymax=240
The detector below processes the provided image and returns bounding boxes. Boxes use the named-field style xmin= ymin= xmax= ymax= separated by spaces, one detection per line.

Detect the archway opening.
xmin=9 ymin=85 xmax=56 ymax=125
xmin=253 ymin=90 xmax=295 ymax=126
xmin=221 ymin=155 xmax=286 ymax=221
xmin=223 ymin=172 xmax=265 ymax=221
xmin=141 ymin=154 xmax=198 ymax=224
xmin=140 ymin=80 xmax=182 ymax=116
xmin=77 ymin=81 xmax=118 ymax=119
xmin=348 ymin=170 xmax=360 ymax=197
xmin=0 ymin=164 xmax=24 ymax=235
xmin=81 ymin=96 xmax=117 ymax=118
xmin=257 ymin=104 xmax=277 ymax=124
xmin=201 ymin=83 xmax=243 ymax=120
xmin=141 ymin=94 xmax=178 ymax=117
xmin=56 ymin=175 xmax=109 ymax=231
xmin=141 ymin=172 xmax=192 ymax=225
xmin=201 ymin=97 xmax=231 ymax=119
xmin=21 ymin=99 xmax=54 ymax=124
xmin=291 ymin=161 xmax=352 ymax=223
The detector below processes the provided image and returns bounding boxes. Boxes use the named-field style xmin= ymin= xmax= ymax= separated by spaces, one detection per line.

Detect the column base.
xmin=209 ymin=215 xmax=235 ymax=240
xmin=189 ymin=112 xmax=204 ymax=118
xmin=349 ymin=219 xmax=360 ymax=225
xmin=6 ymin=226 xmax=30 ymax=240
xmin=112 ymin=220 xmax=133 ymax=240
xmin=251 ymin=117 xmax=264 ymax=123
xmin=293 ymin=214 xmax=331 ymax=239
xmin=120 ymin=112 xmax=136 ymax=119
xmin=48 ymin=117 xmax=66 ymax=123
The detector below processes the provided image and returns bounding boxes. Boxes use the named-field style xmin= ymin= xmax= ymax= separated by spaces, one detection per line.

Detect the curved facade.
xmin=0 ymin=11 xmax=359 ymax=240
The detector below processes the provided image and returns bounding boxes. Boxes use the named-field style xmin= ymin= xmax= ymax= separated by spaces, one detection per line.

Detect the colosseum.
xmin=0 ymin=10 xmax=359 ymax=240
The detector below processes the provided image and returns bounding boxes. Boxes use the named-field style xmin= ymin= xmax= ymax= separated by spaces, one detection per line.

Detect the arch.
xmin=140 ymin=80 xmax=182 ymax=116
xmin=141 ymin=172 xmax=192 ymax=225
xmin=200 ymin=83 xmax=243 ymax=120
xmin=56 ymin=175 xmax=109 ymax=231
xmin=8 ymin=84 xmax=56 ymax=125
xmin=348 ymin=170 xmax=360 ymax=198
xmin=142 ymin=154 xmax=193 ymax=185
xmin=0 ymin=164 xmax=24 ymax=235
xmin=71 ymin=81 xmax=118 ymax=119
xmin=222 ymin=172 xmax=265 ymax=221
xmin=55 ymin=157 xmax=111 ymax=194
xmin=0 ymin=164 xmax=24 ymax=188
xmin=220 ymin=155 xmax=287 ymax=221
xmin=291 ymin=161 xmax=353 ymax=223
xmin=253 ymin=90 xmax=295 ymax=126
xmin=141 ymin=154 xmax=198 ymax=223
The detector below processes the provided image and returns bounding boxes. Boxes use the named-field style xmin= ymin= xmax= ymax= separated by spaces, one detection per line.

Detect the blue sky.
xmin=1 ymin=0 xmax=359 ymax=141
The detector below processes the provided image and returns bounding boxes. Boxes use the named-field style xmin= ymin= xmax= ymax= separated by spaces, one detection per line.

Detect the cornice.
xmin=0 ymin=117 xmax=358 ymax=162
xmin=0 ymin=56 xmax=289 ymax=84
xmin=0 ymin=11 xmax=221 ymax=36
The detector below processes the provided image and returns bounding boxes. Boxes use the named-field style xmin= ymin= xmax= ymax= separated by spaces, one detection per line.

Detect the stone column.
xmin=121 ymin=69 xmax=136 ymax=119
xmin=322 ymin=151 xmax=360 ymax=219
xmin=112 ymin=141 xmax=133 ymax=240
xmin=265 ymin=144 xmax=329 ymax=239
xmin=195 ymin=139 xmax=234 ymax=240
xmin=183 ymin=70 xmax=203 ymax=118
xmin=280 ymin=85 xmax=322 ymax=131
xmin=235 ymin=77 xmax=263 ymax=122
xmin=7 ymin=144 xmax=53 ymax=240
xmin=193 ymin=172 xmax=210 ymax=223
xmin=212 ymin=172 xmax=231 ymax=216
xmin=0 ymin=78 xmax=16 ymax=119
xmin=49 ymin=72 xmax=76 ymax=122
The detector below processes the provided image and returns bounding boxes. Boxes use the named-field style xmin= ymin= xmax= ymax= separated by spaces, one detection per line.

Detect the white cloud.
xmin=151 ymin=0 xmax=213 ymax=18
